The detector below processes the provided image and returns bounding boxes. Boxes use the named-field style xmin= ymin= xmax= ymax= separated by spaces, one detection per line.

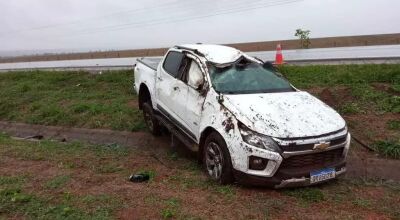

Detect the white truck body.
xmin=134 ymin=44 xmax=350 ymax=188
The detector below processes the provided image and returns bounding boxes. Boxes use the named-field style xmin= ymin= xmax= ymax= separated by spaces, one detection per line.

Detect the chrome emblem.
xmin=313 ymin=142 xmax=330 ymax=151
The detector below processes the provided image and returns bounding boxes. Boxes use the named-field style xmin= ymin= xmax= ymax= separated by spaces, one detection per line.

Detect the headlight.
xmin=238 ymin=122 xmax=280 ymax=152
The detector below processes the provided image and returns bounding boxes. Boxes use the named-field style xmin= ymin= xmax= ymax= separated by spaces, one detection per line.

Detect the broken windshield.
xmin=208 ymin=60 xmax=294 ymax=94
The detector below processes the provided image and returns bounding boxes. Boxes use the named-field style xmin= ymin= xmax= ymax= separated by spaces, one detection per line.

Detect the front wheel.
xmin=203 ymin=132 xmax=234 ymax=184
xmin=142 ymin=102 xmax=161 ymax=136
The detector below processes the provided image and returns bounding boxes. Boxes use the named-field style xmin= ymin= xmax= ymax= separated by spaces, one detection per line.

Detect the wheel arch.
xmin=138 ymin=83 xmax=151 ymax=110
xmin=198 ymin=126 xmax=221 ymax=163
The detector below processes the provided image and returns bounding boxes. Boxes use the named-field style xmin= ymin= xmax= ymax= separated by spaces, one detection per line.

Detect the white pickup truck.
xmin=134 ymin=44 xmax=350 ymax=188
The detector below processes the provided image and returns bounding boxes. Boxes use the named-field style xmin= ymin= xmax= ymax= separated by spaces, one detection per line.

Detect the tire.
xmin=203 ymin=132 xmax=234 ymax=184
xmin=142 ymin=102 xmax=162 ymax=136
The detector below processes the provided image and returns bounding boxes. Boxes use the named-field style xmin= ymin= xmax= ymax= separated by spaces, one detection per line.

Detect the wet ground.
xmin=1 ymin=121 xmax=399 ymax=182
xmin=1 ymin=122 xmax=399 ymax=219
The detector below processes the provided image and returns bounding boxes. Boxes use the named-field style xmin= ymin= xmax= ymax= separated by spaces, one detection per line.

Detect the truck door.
xmin=182 ymin=59 xmax=207 ymax=139
xmin=156 ymin=51 xmax=192 ymax=137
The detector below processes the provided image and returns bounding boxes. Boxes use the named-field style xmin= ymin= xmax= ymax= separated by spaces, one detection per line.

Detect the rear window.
xmin=163 ymin=51 xmax=184 ymax=77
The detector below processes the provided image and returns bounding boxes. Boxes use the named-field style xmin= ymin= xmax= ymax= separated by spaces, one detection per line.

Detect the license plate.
xmin=310 ymin=168 xmax=336 ymax=184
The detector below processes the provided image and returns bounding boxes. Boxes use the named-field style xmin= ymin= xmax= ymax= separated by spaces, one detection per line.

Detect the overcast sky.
xmin=0 ymin=0 xmax=399 ymax=55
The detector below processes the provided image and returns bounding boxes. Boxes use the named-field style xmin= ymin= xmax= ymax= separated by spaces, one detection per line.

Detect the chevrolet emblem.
xmin=313 ymin=142 xmax=330 ymax=151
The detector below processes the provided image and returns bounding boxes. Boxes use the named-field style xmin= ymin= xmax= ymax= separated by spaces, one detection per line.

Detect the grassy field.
xmin=0 ymin=65 xmax=399 ymax=219
xmin=0 ymin=65 xmax=399 ymax=158
xmin=0 ymin=70 xmax=144 ymax=131
xmin=0 ymin=133 xmax=399 ymax=219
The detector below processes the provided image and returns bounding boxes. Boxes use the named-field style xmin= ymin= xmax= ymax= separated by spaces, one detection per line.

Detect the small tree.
xmin=295 ymin=29 xmax=311 ymax=49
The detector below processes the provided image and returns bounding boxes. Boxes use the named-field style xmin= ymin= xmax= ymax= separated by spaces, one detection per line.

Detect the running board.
xmin=154 ymin=114 xmax=199 ymax=152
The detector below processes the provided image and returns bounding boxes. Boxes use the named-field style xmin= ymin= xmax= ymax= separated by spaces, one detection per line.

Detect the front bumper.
xmin=276 ymin=167 xmax=346 ymax=188
xmin=234 ymin=161 xmax=347 ymax=188
xmin=232 ymin=133 xmax=351 ymax=188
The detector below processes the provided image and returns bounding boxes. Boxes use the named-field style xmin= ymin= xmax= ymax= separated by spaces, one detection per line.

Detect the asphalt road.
xmin=1 ymin=44 xmax=400 ymax=72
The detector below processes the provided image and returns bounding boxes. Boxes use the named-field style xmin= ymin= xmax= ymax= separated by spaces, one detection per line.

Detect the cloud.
xmin=0 ymin=0 xmax=399 ymax=54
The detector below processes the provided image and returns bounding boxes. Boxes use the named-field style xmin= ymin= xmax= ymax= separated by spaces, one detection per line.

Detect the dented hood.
xmin=223 ymin=91 xmax=346 ymax=139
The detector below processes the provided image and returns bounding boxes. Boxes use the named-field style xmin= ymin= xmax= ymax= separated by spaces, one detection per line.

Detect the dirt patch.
xmin=127 ymin=99 xmax=139 ymax=109
xmin=308 ymin=86 xmax=356 ymax=109
xmin=118 ymin=207 xmax=160 ymax=220
xmin=345 ymin=113 xmax=400 ymax=145
xmin=347 ymin=146 xmax=400 ymax=181
xmin=0 ymin=157 xmax=60 ymax=178
xmin=319 ymin=88 xmax=336 ymax=106
xmin=372 ymin=83 xmax=400 ymax=96
xmin=0 ymin=121 xmax=169 ymax=150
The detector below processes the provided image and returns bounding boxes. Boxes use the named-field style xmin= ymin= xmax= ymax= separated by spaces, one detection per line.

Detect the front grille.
xmin=280 ymin=148 xmax=345 ymax=169
xmin=280 ymin=134 xmax=348 ymax=152
xmin=330 ymin=135 xmax=347 ymax=146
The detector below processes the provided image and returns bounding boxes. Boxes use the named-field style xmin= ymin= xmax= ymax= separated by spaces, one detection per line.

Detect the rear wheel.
xmin=142 ymin=102 xmax=161 ymax=136
xmin=203 ymin=132 xmax=234 ymax=184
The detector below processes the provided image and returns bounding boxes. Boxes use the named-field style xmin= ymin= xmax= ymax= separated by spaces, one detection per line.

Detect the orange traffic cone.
xmin=274 ymin=44 xmax=285 ymax=65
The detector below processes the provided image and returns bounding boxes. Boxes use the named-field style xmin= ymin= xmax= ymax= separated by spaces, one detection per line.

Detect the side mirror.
xmin=263 ymin=61 xmax=276 ymax=71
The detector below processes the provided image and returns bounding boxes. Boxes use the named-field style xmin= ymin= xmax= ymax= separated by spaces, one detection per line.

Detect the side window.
xmin=163 ymin=51 xmax=184 ymax=77
xmin=187 ymin=61 xmax=204 ymax=89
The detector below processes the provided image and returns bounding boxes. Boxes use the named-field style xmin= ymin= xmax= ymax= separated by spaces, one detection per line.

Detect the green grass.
xmin=372 ymin=140 xmax=400 ymax=159
xmin=0 ymin=188 xmax=111 ymax=220
xmin=161 ymin=198 xmax=181 ymax=219
xmin=283 ymin=187 xmax=325 ymax=204
xmin=95 ymin=164 xmax=124 ymax=174
xmin=45 ymin=175 xmax=71 ymax=189
xmin=338 ymin=103 xmax=363 ymax=114
xmin=0 ymin=176 xmax=26 ymax=186
xmin=0 ymin=137 xmax=131 ymax=176
xmin=0 ymin=65 xmax=398 ymax=130
xmin=0 ymin=137 xmax=125 ymax=219
xmin=0 ymin=66 xmax=399 ymax=131
xmin=79 ymin=194 xmax=122 ymax=218
xmin=0 ymin=70 xmax=145 ymax=131
xmin=350 ymin=84 xmax=400 ymax=113
xmin=279 ymin=64 xmax=400 ymax=88
xmin=214 ymin=184 xmax=236 ymax=198
xmin=387 ymin=120 xmax=400 ymax=130
xmin=167 ymin=151 xmax=179 ymax=161
xmin=0 ymin=178 xmax=120 ymax=220
xmin=352 ymin=198 xmax=371 ymax=208
xmin=161 ymin=208 xmax=176 ymax=219
xmin=327 ymin=179 xmax=400 ymax=218
xmin=391 ymin=84 xmax=400 ymax=92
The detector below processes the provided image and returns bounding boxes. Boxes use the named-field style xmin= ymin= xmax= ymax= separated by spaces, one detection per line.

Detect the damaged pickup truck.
xmin=134 ymin=44 xmax=350 ymax=188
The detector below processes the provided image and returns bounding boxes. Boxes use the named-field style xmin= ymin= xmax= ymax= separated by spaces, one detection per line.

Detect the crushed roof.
xmin=179 ymin=44 xmax=243 ymax=64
